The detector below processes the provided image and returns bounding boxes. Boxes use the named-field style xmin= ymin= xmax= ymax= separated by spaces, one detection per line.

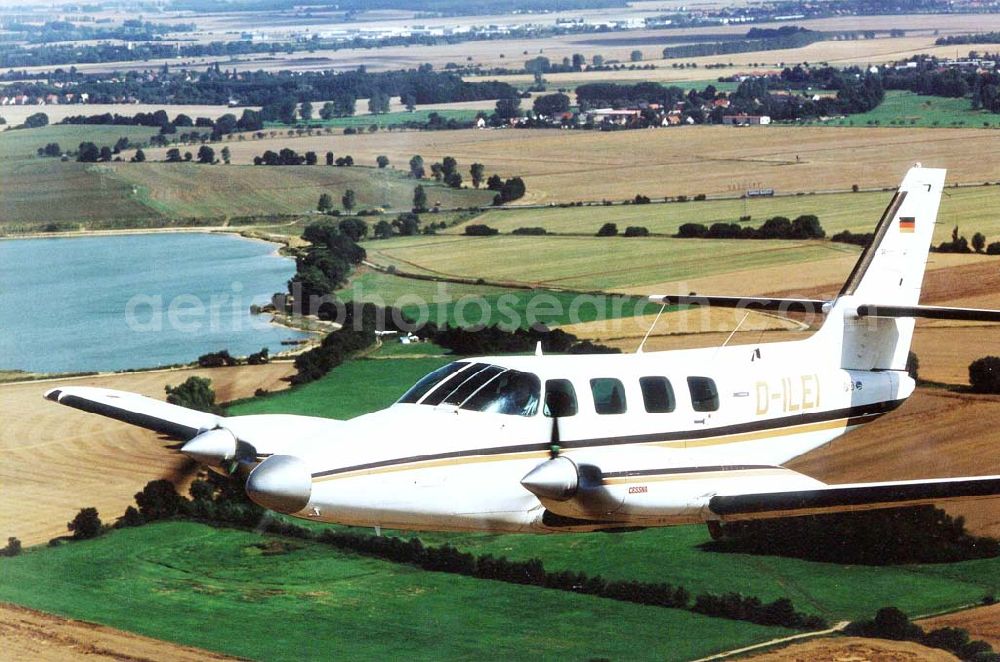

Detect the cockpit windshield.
xmin=397 ymin=362 xmax=540 ymax=417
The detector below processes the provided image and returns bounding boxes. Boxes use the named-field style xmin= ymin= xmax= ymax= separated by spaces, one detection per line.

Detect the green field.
xmin=0 ymin=125 xmax=494 ymax=228
xmin=458 ymin=185 xmax=1000 ymax=246
xmin=0 ymin=521 xmax=791 ymax=661
xmin=341 ymin=271 xmax=659 ymax=328
xmin=230 ymin=356 xmax=1000 ymax=623
xmin=366 ymin=233 xmax=861 ymax=290
xmin=827 ymin=91 xmax=1000 ymax=129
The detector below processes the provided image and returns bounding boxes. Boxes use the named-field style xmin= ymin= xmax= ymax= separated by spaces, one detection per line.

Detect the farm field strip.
xmin=138 ymin=126 xmax=1000 ymax=205
xmin=0 ymin=521 xmax=794 ymax=661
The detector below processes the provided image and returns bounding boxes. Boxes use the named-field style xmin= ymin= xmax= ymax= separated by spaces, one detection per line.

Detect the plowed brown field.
xmin=0 ymin=363 xmax=294 ymax=547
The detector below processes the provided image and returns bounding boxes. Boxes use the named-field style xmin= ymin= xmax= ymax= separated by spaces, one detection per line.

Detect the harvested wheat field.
xmin=743 ymin=636 xmax=958 ymax=662
xmin=917 ymin=603 xmax=1000 ymax=651
xmin=0 ymin=602 xmax=239 ymax=662
xmin=0 ymin=362 xmax=294 ymax=547
xmin=159 ymin=126 xmax=1000 ymax=204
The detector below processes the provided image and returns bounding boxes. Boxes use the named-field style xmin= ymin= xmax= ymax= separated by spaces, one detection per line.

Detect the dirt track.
xmin=743 ymin=636 xmax=959 ymax=661
xmin=0 ymin=363 xmax=294 ymax=547
xmin=0 ymin=602 xmax=241 ymax=662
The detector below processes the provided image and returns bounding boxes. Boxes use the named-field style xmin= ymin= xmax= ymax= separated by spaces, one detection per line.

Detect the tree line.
xmin=845 ymin=607 xmax=999 ymax=662
xmin=677 ymin=215 xmax=825 ymax=240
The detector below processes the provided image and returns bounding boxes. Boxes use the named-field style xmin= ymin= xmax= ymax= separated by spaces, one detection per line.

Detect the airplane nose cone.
xmin=246 ymin=455 xmax=312 ymax=514
xmin=521 ymin=456 xmax=579 ymax=501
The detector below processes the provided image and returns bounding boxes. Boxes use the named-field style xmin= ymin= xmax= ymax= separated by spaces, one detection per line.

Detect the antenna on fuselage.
xmin=636 ymin=302 xmax=668 ymax=354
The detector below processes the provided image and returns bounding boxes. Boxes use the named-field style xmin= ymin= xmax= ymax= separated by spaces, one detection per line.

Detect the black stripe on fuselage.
xmin=311 ymin=399 xmax=903 ymax=479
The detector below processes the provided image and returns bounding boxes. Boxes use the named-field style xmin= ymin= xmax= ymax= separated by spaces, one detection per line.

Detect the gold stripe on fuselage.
xmin=312 ymin=413 xmax=868 ymax=483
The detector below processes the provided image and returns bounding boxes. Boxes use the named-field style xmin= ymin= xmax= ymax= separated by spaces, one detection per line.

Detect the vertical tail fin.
xmin=823 ymin=166 xmax=946 ymax=371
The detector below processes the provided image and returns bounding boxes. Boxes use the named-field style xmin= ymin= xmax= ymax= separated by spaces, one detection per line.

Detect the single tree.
xmin=99 ymin=145 xmax=113 ymax=162
xmin=220 ymin=146 xmax=231 ymax=164
xmin=319 ymin=102 xmax=336 ymax=120
xmin=326 ymin=151 xmax=334 ymax=166
xmin=342 ymin=189 xmax=356 ymax=212
xmin=300 ymin=101 xmax=313 ymax=121
xmin=24 ymin=112 xmax=48 ymax=128
xmin=374 ymin=219 xmax=394 ymax=239
xmin=413 ymin=185 xmax=428 ymax=212
xmin=165 ymin=376 xmax=219 ymax=413
xmin=318 ymin=193 xmax=333 ymax=212
xmin=305 ymin=151 xmax=317 ymax=165
xmin=470 ymin=163 xmax=485 ymax=188
xmin=495 ymin=96 xmax=521 ymax=120
xmin=442 ymin=156 xmax=457 ymax=178
xmin=403 ymin=93 xmax=417 ymax=112
xmin=67 ymin=507 xmax=102 ymax=540
xmin=597 ymin=223 xmax=619 ymax=237
xmin=972 ymin=232 xmax=986 ymax=253
xmin=132 ymin=148 xmax=146 ymax=163
xmin=77 ymin=141 xmax=100 ymax=163
xmin=197 ymin=145 xmax=215 ymax=164
xmin=376 ymin=155 xmax=390 ymax=168
xmin=409 ymin=155 xmax=425 ymax=178
xmin=630 ymin=49 xmax=643 ymax=62
xmin=445 ymin=172 xmax=463 ymax=188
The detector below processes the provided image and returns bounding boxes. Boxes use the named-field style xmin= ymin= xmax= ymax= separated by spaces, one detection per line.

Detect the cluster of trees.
xmin=426 ymin=324 xmax=619 ymax=355
xmin=936 ymin=33 xmax=1000 ymax=45
xmin=661 ymin=26 xmax=824 ymax=60
xmin=464 ymin=224 xmax=499 ymax=236
xmin=969 ymin=356 xmax=1000 ymax=394
xmin=165 ymin=376 xmax=224 ymax=415
xmin=732 ymin=66 xmax=885 ymax=121
xmin=677 ymin=215 xmax=825 ymax=240
xmin=597 ymin=222 xmax=656 ymax=237
xmin=845 ymin=607 xmax=999 ymax=661
xmin=9 ymin=18 xmax=192 ymax=44
xmin=62 ymin=108 xmax=263 ymax=138
xmin=713 ymin=505 xmax=999 ymax=564
xmin=5 ymin=66 xmax=516 ymax=111
xmin=512 ymin=227 xmax=548 ymax=235
xmin=882 ymin=56 xmax=1000 ymax=113
xmin=933 ymin=226 xmax=1000 ymax=254
xmin=1 ymin=536 xmax=22 ymax=557
xmin=831 ymin=229 xmax=874 ymax=247
xmin=408 ymin=155 xmax=490 ymax=191
xmin=489 ymin=176 xmax=527 ymax=205
xmin=288 ymin=219 xmax=367 ymax=318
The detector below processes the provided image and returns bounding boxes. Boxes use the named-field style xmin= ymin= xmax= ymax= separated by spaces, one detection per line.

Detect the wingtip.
xmin=44 ymin=388 xmax=63 ymax=402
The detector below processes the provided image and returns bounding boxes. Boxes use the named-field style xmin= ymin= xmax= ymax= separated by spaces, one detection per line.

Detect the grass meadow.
xmin=463 ymin=184 xmax=1000 ymax=245
xmin=0 ymin=521 xmax=792 ymax=661
xmin=365 ymin=233 xmax=860 ymax=290
xmin=340 ymin=271 xmax=660 ymax=328
xmin=829 ymin=91 xmax=1000 ymax=129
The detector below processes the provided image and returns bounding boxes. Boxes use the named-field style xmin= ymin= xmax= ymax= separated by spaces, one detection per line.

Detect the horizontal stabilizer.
xmin=709 ymin=475 xmax=1000 ymax=521
xmin=855 ymin=304 xmax=1000 ymax=322
xmin=44 ymin=386 xmax=221 ymax=440
xmin=649 ymin=295 xmax=828 ymax=314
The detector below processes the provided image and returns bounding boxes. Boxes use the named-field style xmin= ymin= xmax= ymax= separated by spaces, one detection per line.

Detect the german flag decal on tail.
xmin=899 ymin=216 xmax=916 ymax=233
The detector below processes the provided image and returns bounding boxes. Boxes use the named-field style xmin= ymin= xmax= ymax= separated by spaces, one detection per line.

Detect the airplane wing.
xmin=709 ymin=475 xmax=1000 ymax=521
xmin=45 ymin=386 xmax=221 ymax=441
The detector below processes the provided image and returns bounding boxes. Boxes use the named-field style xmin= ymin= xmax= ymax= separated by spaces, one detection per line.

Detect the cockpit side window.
xmin=639 ymin=376 xmax=675 ymax=413
xmin=544 ymin=379 xmax=578 ymax=417
xmin=687 ymin=376 xmax=719 ymax=412
xmin=397 ymin=362 xmax=469 ymax=404
xmin=422 ymin=366 xmax=483 ymax=407
xmin=442 ymin=365 xmax=506 ymax=406
xmin=590 ymin=378 xmax=627 ymax=415
xmin=460 ymin=370 xmax=540 ymax=416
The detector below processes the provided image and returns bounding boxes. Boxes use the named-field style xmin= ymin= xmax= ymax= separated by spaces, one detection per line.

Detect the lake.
xmin=0 ymin=233 xmax=309 ymax=373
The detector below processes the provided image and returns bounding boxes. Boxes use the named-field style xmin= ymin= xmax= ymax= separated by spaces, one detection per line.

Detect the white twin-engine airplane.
xmin=47 ymin=166 xmax=1000 ymax=535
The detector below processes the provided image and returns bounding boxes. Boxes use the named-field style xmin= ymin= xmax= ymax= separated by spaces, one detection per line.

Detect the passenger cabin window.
xmin=687 ymin=376 xmax=719 ymax=412
xmin=460 ymin=370 xmax=540 ymax=417
xmin=397 ymin=362 xmax=469 ymax=404
xmin=639 ymin=376 xmax=675 ymax=413
xmin=590 ymin=378 xmax=627 ymax=415
xmin=544 ymin=379 xmax=578 ymax=417
xmin=442 ymin=365 xmax=505 ymax=406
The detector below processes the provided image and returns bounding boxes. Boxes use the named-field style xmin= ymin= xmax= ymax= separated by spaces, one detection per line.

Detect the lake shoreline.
xmin=1 ymin=232 xmax=311 ymax=374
